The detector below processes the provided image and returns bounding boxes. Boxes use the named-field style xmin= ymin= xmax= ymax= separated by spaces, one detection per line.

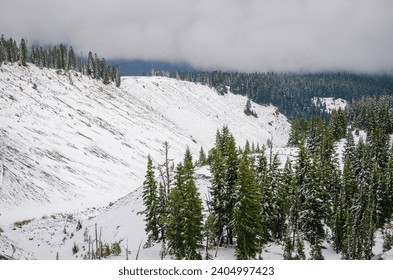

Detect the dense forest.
xmin=143 ymin=95 xmax=393 ymax=260
xmin=153 ymin=70 xmax=393 ymax=120
xmin=0 ymin=35 xmax=121 ymax=87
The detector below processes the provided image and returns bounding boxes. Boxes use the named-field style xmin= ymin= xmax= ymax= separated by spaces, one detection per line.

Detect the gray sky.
xmin=1 ymin=0 xmax=393 ymax=73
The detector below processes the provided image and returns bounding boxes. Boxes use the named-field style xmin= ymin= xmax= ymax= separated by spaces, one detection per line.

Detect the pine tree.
xmin=282 ymin=157 xmax=298 ymax=246
xmin=209 ymin=148 xmax=226 ymax=246
xmin=233 ymin=144 xmax=263 ymax=259
xmin=142 ymin=155 xmax=159 ymax=242
xmin=0 ymin=35 xmax=6 ymax=65
xmin=165 ymin=163 xmax=185 ymax=259
xmin=182 ymin=148 xmax=204 ymax=259
xmin=294 ymin=237 xmax=306 ymax=260
xmin=157 ymin=182 xmax=167 ymax=242
xmin=257 ymin=146 xmax=271 ymax=244
xmin=294 ymin=138 xmax=311 ymax=237
xmin=114 ymin=66 xmax=121 ymax=87
xmin=198 ymin=147 xmax=207 ymax=166
xmin=87 ymin=51 xmax=94 ymax=77
xmin=165 ymin=149 xmax=203 ymax=260
xmin=301 ymin=154 xmax=325 ymax=259
xmin=19 ymin=38 xmax=28 ymax=66
xmin=283 ymin=229 xmax=294 ymax=260
xmin=224 ymin=133 xmax=239 ymax=245
xmin=330 ymin=108 xmax=348 ymax=141
xmin=67 ymin=46 xmax=77 ymax=71
xmin=209 ymin=126 xmax=238 ymax=246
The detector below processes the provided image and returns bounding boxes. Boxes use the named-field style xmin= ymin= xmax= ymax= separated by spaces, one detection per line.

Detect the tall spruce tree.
xmin=209 ymin=126 xmax=238 ymax=246
xmin=182 ymin=148 xmax=204 ymax=259
xmin=19 ymin=38 xmax=28 ymax=66
xmin=233 ymin=143 xmax=263 ymax=259
xmin=165 ymin=149 xmax=203 ymax=259
xmin=142 ymin=155 xmax=159 ymax=242
xmin=209 ymin=147 xmax=226 ymax=246
xmin=165 ymin=165 xmax=185 ymax=259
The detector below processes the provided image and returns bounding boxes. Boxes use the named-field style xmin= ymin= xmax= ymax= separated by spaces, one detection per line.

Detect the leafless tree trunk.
xmin=95 ymin=223 xmax=98 ymax=258
xmin=136 ymin=240 xmax=143 ymax=260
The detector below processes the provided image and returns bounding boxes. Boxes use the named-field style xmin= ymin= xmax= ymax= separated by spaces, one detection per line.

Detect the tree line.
xmin=152 ymin=70 xmax=393 ymax=120
xmin=142 ymin=97 xmax=393 ymax=260
xmin=0 ymin=35 xmax=121 ymax=87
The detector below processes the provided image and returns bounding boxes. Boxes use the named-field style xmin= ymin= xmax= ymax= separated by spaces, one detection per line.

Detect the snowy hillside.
xmin=0 ymin=63 xmax=290 ymax=258
xmin=312 ymin=97 xmax=347 ymax=113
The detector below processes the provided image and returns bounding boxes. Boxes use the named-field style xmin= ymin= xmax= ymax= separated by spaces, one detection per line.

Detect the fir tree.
xmin=67 ymin=46 xmax=76 ymax=71
xmin=209 ymin=148 xmax=227 ymax=246
xmin=198 ymin=146 xmax=207 ymax=166
xmin=19 ymin=38 xmax=27 ymax=66
xmin=233 ymin=144 xmax=263 ymax=259
xmin=301 ymin=154 xmax=326 ymax=259
xmin=142 ymin=155 xmax=159 ymax=242
xmin=165 ymin=149 xmax=204 ymax=260
xmin=282 ymin=157 xmax=298 ymax=246
xmin=114 ymin=66 xmax=121 ymax=87
xmin=209 ymin=126 xmax=238 ymax=246
xmin=182 ymin=148 xmax=204 ymax=259
xmin=294 ymin=237 xmax=306 ymax=260
xmin=165 ymin=163 xmax=185 ymax=259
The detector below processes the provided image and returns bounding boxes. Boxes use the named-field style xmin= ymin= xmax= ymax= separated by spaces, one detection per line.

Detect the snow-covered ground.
xmin=1 ymin=64 xmax=390 ymax=260
xmin=0 ymin=63 xmax=290 ymax=259
xmin=312 ymin=97 xmax=347 ymax=113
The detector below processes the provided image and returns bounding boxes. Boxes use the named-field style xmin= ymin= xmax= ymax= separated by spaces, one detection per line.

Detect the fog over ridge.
xmin=1 ymin=0 xmax=392 ymax=73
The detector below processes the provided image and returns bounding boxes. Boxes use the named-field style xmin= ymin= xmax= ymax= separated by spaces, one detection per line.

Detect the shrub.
xmin=76 ymin=220 xmax=82 ymax=231
xmin=111 ymin=241 xmax=121 ymax=256
xmin=13 ymin=219 xmax=33 ymax=228
xmin=72 ymin=243 xmax=79 ymax=255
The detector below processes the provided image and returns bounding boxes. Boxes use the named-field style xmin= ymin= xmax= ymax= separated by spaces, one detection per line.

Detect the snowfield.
xmin=312 ymin=97 xmax=347 ymax=113
xmin=2 ymin=64 xmax=390 ymax=260
xmin=0 ymin=63 xmax=290 ymax=259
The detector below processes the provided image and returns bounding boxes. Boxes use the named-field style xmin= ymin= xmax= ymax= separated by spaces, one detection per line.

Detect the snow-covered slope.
xmin=312 ymin=97 xmax=347 ymax=113
xmin=0 ymin=63 xmax=290 ymax=221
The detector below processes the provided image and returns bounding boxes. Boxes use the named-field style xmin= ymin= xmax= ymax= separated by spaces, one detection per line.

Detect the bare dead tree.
xmin=135 ymin=240 xmax=143 ymax=260
xmin=98 ymin=226 xmax=102 ymax=259
xmin=95 ymin=223 xmax=98 ymax=258
xmin=158 ymin=141 xmax=173 ymax=196
xmin=88 ymin=236 xmax=91 ymax=260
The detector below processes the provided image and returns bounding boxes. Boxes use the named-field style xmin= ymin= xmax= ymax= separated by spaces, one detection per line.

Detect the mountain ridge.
xmin=0 ymin=63 xmax=290 ymax=222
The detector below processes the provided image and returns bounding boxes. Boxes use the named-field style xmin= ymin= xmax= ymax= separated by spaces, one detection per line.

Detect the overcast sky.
xmin=1 ymin=0 xmax=393 ymax=73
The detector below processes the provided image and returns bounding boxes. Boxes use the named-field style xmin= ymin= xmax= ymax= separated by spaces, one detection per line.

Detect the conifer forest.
xmin=143 ymin=99 xmax=393 ymax=259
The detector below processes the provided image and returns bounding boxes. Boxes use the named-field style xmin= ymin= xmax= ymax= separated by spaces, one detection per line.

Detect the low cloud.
xmin=1 ymin=0 xmax=393 ymax=73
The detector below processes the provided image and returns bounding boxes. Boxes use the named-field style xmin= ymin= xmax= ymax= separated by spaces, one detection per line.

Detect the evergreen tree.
xmin=256 ymin=145 xmax=272 ymax=243
xmin=224 ymin=133 xmax=239 ymax=245
xmin=87 ymin=51 xmax=94 ymax=77
xmin=19 ymin=38 xmax=28 ymax=66
xmin=288 ymin=118 xmax=309 ymax=146
xmin=165 ymin=163 xmax=185 ymax=259
xmin=157 ymin=182 xmax=167 ymax=242
xmin=209 ymin=126 xmax=238 ymax=246
xmin=283 ymin=229 xmax=294 ymax=260
xmin=198 ymin=146 xmax=207 ymax=166
xmin=233 ymin=144 xmax=263 ymax=259
xmin=67 ymin=46 xmax=77 ymax=70
xmin=209 ymin=147 xmax=227 ymax=246
xmin=114 ymin=66 xmax=121 ymax=87
xmin=142 ymin=155 xmax=159 ymax=242
xmin=294 ymin=237 xmax=306 ymax=260
xmin=329 ymin=108 xmax=348 ymax=141
xmin=0 ymin=35 xmax=6 ymax=65
xmin=301 ymin=154 xmax=326 ymax=259
xmin=294 ymin=138 xmax=311 ymax=235
xmin=182 ymin=148 xmax=204 ymax=259
xmin=165 ymin=149 xmax=203 ymax=259
xmin=282 ymin=157 xmax=298 ymax=246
